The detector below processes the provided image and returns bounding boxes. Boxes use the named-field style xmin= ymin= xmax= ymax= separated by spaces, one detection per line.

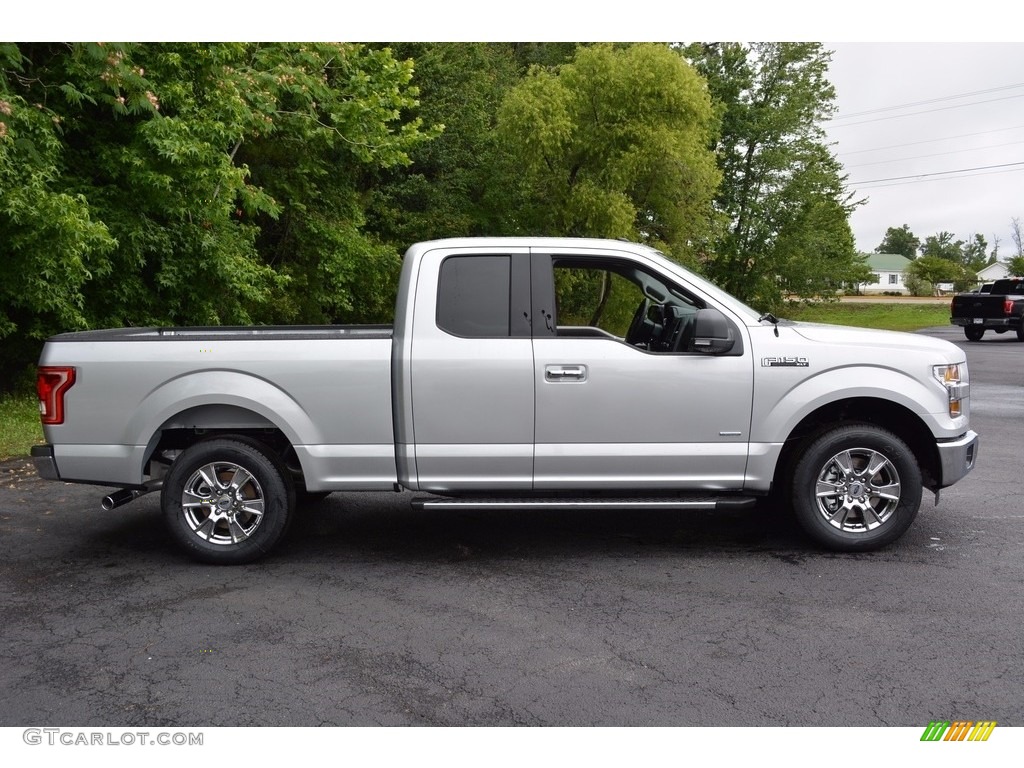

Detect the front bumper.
xmin=936 ymin=430 xmax=979 ymax=488
xmin=31 ymin=444 xmax=60 ymax=481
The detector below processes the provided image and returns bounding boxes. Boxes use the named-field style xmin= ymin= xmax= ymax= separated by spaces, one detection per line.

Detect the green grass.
xmin=782 ymin=301 xmax=950 ymax=332
xmin=0 ymin=392 xmax=43 ymax=461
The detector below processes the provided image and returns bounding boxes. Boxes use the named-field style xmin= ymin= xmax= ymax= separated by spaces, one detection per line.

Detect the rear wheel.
xmin=964 ymin=326 xmax=984 ymax=341
xmin=1017 ymin=322 xmax=1024 ymax=342
xmin=790 ymin=425 xmax=922 ymax=552
xmin=162 ymin=437 xmax=295 ymax=564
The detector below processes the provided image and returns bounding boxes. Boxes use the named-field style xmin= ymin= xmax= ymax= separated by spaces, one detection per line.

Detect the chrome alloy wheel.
xmin=180 ymin=461 xmax=266 ymax=545
xmin=813 ymin=448 xmax=901 ymax=533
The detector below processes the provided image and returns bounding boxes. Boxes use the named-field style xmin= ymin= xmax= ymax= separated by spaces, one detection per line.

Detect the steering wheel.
xmin=625 ymin=298 xmax=650 ymax=346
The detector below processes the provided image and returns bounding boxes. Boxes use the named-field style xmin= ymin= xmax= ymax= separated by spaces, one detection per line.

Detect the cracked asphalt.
xmin=1 ymin=326 xmax=1021 ymax=727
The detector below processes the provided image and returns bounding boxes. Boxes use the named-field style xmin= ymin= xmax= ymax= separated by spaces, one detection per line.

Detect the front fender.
xmin=751 ymin=364 xmax=963 ymax=444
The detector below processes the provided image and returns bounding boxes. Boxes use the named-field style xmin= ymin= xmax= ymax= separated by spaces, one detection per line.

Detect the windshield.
xmin=638 ymin=247 xmax=764 ymax=324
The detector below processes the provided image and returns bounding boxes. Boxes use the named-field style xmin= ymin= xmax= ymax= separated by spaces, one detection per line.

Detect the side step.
xmin=411 ymin=495 xmax=757 ymax=512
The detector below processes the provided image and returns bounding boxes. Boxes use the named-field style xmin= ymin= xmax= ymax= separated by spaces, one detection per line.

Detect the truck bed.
xmin=39 ymin=326 xmax=397 ymax=489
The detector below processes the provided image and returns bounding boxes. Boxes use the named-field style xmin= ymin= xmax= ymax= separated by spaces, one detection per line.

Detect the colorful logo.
xmin=920 ymin=721 xmax=997 ymax=742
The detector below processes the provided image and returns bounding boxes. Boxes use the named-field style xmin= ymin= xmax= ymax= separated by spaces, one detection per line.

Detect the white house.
xmin=977 ymin=261 xmax=1010 ymax=283
xmin=859 ymin=253 xmax=912 ymax=295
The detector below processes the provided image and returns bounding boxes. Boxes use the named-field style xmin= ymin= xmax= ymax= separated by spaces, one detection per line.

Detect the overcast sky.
xmin=824 ymin=42 xmax=1024 ymax=257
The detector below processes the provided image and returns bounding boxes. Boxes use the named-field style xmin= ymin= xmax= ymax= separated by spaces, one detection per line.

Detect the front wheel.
xmin=790 ymin=425 xmax=922 ymax=552
xmin=162 ymin=437 xmax=295 ymax=564
xmin=964 ymin=326 xmax=984 ymax=342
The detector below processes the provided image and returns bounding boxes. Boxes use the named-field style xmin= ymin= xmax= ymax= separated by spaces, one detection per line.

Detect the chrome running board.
xmin=411 ymin=495 xmax=756 ymax=512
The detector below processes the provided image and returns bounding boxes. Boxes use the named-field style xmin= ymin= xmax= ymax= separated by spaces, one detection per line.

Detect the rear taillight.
xmin=37 ymin=367 xmax=76 ymax=425
xmin=1005 ymin=299 xmax=1014 ymax=315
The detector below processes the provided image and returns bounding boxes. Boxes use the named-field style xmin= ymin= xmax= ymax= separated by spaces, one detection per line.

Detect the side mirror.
xmin=692 ymin=308 xmax=736 ymax=355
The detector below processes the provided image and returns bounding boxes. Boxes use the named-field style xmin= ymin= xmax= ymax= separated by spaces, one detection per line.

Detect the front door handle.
xmin=545 ymin=365 xmax=587 ymax=382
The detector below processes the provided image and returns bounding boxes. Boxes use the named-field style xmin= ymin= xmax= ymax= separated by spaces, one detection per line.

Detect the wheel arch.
xmin=143 ymin=405 xmax=300 ymax=479
xmin=773 ymin=397 xmax=941 ymax=494
xmin=128 ymin=371 xmax=320 ymax=482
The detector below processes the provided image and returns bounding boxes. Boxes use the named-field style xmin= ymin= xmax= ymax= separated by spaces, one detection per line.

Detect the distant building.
xmin=859 ymin=253 xmax=912 ymax=295
xmin=977 ymin=261 xmax=1010 ymax=283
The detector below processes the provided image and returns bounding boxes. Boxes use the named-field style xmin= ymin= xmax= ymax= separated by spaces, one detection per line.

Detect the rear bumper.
xmin=31 ymin=444 xmax=60 ymax=481
xmin=936 ymin=430 xmax=979 ymax=488
xmin=951 ymin=317 xmax=1013 ymax=328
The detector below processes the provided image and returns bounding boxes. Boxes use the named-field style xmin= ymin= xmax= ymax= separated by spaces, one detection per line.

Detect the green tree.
xmin=906 ymin=255 xmax=958 ymax=295
xmin=686 ymin=42 xmax=868 ymax=310
xmin=962 ymin=233 xmax=989 ymax=271
xmin=1002 ymin=219 xmax=1024 ymax=276
xmin=508 ymin=43 xmax=581 ymax=71
xmin=493 ymin=43 xmax=721 ymax=261
xmin=0 ymin=43 xmax=118 ymax=384
xmin=920 ymin=231 xmax=983 ymax=291
xmin=0 ymin=43 xmax=437 ymax=387
xmin=920 ymin=231 xmax=964 ymax=262
xmin=875 ymin=224 xmax=920 ymax=258
xmin=362 ymin=43 xmax=521 ymax=247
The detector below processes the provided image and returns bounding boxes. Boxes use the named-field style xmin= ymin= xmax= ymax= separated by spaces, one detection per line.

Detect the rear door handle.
xmin=545 ymin=365 xmax=587 ymax=382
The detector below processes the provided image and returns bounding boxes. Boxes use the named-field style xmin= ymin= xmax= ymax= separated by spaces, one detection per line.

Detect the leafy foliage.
xmin=553 ymin=268 xmax=638 ymax=336
xmin=686 ymin=42 xmax=869 ymax=310
xmin=361 ymin=43 xmax=521 ymax=245
xmin=877 ymin=225 xmax=993 ymax=290
xmin=905 ymin=255 xmax=959 ymax=294
xmin=961 ymin=234 xmax=989 ymax=271
xmin=494 ymin=44 xmax=721 ymax=260
xmin=0 ymin=43 xmax=436 ymax=388
xmin=875 ymin=225 xmax=920 ymax=259
xmin=0 ymin=44 xmax=117 ymax=379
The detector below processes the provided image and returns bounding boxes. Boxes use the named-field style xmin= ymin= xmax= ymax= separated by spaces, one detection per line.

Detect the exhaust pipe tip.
xmin=100 ymin=480 xmax=163 ymax=511
xmin=101 ymin=488 xmax=142 ymax=511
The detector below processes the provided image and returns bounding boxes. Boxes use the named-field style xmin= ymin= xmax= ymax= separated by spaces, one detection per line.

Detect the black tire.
xmin=1017 ymin=322 xmax=1024 ymax=342
xmin=789 ymin=425 xmax=922 ymax=552
xmin=161 ymin=437 xmax=295 ymax=564
xmin=964 ymin=326 xmax=984 ymax=342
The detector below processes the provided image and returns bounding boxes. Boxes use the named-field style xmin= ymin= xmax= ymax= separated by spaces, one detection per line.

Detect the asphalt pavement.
xmin=1 ymin=326 xmax=1021 ymax=727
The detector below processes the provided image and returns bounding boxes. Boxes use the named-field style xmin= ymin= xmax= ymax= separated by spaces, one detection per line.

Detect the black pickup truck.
xmin=950 ymin=277 xmax=1024 ymax=341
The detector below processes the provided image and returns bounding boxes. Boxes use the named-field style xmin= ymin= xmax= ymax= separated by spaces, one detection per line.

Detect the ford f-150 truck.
xmin=32 ymin=238 xmax=979 ymax=563
xmin=949 ymin=277 xmax=1024 ymax=341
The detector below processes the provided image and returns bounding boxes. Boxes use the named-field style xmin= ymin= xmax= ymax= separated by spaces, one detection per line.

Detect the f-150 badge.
xmin=761 ymin=356 xmax=809 ymax=367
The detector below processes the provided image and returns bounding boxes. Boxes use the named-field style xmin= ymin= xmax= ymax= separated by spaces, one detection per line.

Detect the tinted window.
xmin=437 ymin=256 xmax=511 ymax=337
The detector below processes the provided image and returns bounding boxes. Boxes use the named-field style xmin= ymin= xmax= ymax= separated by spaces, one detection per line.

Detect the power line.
xmin=844 ymin=139 xmax=1024 ymax=170
xmin=830 ymin=82 xmax=1024 ymax=121
xmin=850 ymin=160 xmax=1024 ymax=187
xmin=835 ymin=124 xmax=1024 ymax=157
xmin=850 ymin=165 xmax=1024 ymax=190
xmin=828 ymin=93 xmax=1024 ymax=128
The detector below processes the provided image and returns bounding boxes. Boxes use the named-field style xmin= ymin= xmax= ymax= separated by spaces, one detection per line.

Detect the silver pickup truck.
xmin=32 ymin=237 xmax=979 ymax=563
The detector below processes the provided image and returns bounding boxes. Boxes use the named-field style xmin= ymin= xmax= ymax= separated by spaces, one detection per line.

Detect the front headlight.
xmin=933 ymin=363 xmax=968 ymax=417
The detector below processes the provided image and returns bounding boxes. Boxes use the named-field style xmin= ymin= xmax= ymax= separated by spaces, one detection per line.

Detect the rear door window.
xmin=436 ymin=256 xmax=511 ymax=337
